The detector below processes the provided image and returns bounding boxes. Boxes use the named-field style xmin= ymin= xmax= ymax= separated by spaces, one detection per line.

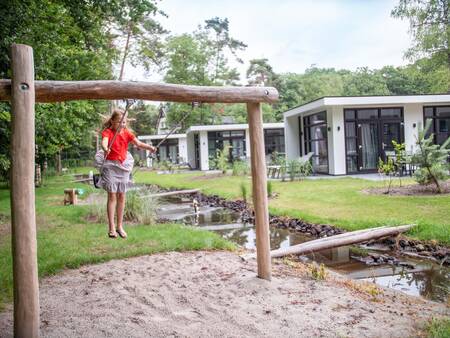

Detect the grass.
xmin=130 ymin=170 xmax=450 ymax=245
xmin=0 ymin=175 xmax=234 ymax=309
xmin=424 ymin=318 xmax=450 ymax=338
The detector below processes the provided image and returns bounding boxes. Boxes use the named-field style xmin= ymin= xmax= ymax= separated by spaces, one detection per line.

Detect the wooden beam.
xmin=10 ymin=44 xmax=39 ymax=338
xmin=247 ymin=102 xmax=271 ymax=280
xmin=242 ymin=224 xmax=415 ymax=260
xmin=0 ymin=80 xmax=279 ymax=104
xmin=141 ymin=189 xmax=200 ymax=198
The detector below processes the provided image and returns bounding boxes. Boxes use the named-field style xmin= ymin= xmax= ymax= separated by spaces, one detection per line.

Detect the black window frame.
xmin=303 ymin=111 xmax=328 ymax=174
xmin=264 ymin=128 xmax=285 ymax=155
xmin=423 ymin=105 xmax=450 ymax=147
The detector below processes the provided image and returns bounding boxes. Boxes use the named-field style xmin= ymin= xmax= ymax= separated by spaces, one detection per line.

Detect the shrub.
xmin=298 ymin=160 xmax=313 ymax=179
xmin=240 ymin=182 xmax=248 ymax=202
xmin=378 ymin=157 xmax=396 ymax=194
xmin=287 ymin=159 xmax=298 ymax=181
xmin=412 ymin=119 xmax=450 ymax=193
xmin=232 ymin=160 xmax=250 ymax=176
xmin=309 ymin=263 xmax=327 ymax=281
xmin=216 ymin=145 xmax=231 ymax=174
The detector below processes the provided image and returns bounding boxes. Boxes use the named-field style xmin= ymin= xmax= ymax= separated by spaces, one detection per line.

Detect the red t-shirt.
xmin=101 ymin=128 xmax=136 ymax=162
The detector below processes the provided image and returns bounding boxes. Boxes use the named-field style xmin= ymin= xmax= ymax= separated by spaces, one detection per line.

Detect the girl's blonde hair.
xmin=103 ymin=108 xmax=125 ymax=129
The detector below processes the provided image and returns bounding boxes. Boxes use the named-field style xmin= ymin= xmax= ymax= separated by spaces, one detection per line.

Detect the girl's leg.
xmin=116 ymin=192 xmax=126 ymax=235
xmin=107 ymin=192 xmax=117 ymax=234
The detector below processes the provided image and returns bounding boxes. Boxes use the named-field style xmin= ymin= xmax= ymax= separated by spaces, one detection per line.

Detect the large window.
xmin=208 ymin=130 xmax=246 ymax=162
xmin=264 ymin=128 xmax=285 ymax=155
xmin=303 ymin=111 xmax=328 ymax=173
xmin=344 ymin=107 xmax=403 ymax=173
xmin=153 ymin=138 xmax=179 ymax=163
xmin=424 ymin=106 xmax=450 ymax=146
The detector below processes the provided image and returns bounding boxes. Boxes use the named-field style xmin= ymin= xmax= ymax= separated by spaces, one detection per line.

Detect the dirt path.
xmin=0 ymin=251 xmax=448 ymax=338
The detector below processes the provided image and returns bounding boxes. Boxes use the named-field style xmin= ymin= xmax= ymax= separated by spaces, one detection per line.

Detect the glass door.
xmin=358 ymin=122 xmax=379 ymax=171
xmin=381 ymin=122 xmax=402 ymax=160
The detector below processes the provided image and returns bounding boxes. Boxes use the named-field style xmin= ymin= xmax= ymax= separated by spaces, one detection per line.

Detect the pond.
xmin=157 ymin=196 xmax=450 ymax=303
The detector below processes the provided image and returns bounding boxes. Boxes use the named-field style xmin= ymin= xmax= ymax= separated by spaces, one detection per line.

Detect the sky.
xmin=123 ymin=0 xmax=412 ymax=83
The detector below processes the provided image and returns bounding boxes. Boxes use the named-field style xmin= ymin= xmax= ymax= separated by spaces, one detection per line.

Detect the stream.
xmin=157 ymin=196 xmax=450 ymax=303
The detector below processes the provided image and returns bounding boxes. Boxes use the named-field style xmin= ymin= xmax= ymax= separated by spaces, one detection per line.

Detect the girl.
xmin=99 ymin=109 xmax=156 ymax=239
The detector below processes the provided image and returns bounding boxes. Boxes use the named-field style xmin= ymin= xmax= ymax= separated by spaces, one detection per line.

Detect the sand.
xmin=0 ymin=251 xmax=448 ymax=338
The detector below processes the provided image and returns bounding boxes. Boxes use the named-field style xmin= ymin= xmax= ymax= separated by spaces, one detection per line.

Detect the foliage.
xmin=215 ymin=145 xmax=231 ymax=174
xmin=128 ymin=101 xmax=159 ymax=136
xmin=232 ymin=160 xmax=250 ymax=176
xmin=412 ymin=119 xmax=450 ymax=193
xmin=247 ymin=58 xmax=277 ymax=86
xmin=240 ymin=182 xmax=248 ymax=202
xmin=267 ymin=180 xmax=273 ymax=198
xmin=424 ymin=317 xmax=450 ymax=338
xmin=309 ymin=262 xmax=327 ymax=281
xmin=124 ymin=189 xmax=158 ymax=224
xmin=392 ymin=0 xmax=450 ymax=92
xmin=287 ymin=159 xmax=298 ymax=181
xmin=378 ymin=157 xmax=397 ymax=194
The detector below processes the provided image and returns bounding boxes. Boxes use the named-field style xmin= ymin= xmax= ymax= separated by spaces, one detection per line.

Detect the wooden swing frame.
xmin=0 ymin=44 xmax=278 ymax=337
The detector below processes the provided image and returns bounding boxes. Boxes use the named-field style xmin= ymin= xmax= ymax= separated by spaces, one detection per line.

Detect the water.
xmin=157 ymin=197 xmax=450 ymax=303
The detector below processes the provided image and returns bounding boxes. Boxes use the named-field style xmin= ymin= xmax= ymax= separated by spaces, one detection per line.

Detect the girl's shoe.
xmin=116 ymin=228 xmax=127 ymax=239
xmin=108 ymin=231 xmax=118 ymax=238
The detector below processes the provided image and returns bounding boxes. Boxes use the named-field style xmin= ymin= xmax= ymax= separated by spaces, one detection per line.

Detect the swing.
xmin=93 ymin=100 xmax=135 ymax=188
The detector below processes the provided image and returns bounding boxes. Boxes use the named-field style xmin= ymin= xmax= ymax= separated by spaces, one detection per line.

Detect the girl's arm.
xmin=131 ymin=138 xmax=157 ymax=153
xmin=101 ymin=137 xmax=109 ymax=153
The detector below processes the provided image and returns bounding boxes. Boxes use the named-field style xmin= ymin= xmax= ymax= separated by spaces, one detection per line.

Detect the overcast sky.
xmin=124 ymin=0 xmax=412 ymax=83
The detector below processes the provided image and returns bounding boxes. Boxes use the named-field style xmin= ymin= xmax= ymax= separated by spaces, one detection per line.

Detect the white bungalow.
xmin=283 ymin=94 xmax=450 ymax=175
xmin=139 ymin=122 xmax=285 ymax=170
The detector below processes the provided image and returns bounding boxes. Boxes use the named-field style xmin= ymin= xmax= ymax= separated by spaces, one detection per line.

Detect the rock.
xmin=415 ymin=244 xmax=425 ymax=252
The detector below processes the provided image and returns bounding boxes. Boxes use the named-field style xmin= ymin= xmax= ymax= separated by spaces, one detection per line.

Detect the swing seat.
xmin=93 ymin=173 xmax=101 ymax=189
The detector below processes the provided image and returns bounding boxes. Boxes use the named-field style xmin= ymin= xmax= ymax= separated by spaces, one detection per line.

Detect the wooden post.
xmin=247 ymin=102 xmax=271 ymax=280
xmin=10 ymin=44 xmax=39 ymax=338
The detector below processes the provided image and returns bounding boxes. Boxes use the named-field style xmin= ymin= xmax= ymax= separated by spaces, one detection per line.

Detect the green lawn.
xmin=0 ymin=175 xmax=234 ymax=309
xmin=132 ymin=170 xmax=450 ymax=245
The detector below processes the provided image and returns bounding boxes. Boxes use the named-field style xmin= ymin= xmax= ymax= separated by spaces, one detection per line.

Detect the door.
xmin=358 ymin=122 xmax=379 ymax=171
xmin=381 ymin=122 xmax=402 ymax=160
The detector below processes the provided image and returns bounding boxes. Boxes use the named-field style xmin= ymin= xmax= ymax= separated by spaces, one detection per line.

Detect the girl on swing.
xmin=99 ymin=108 xmax=156 ymax=239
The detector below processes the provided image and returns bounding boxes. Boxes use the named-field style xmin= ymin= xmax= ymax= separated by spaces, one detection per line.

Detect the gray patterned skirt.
xmin=94 ymin=151 xmax=134 ymax=193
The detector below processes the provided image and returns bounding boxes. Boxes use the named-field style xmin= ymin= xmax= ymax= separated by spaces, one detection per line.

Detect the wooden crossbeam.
xmin=0 ymin=80 xmax=279 ymax=104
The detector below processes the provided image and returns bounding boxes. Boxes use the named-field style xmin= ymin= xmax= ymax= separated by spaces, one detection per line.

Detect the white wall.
xmin=245 ymin=127 xmax=251 ymax=158
xmin=178 ymin=137 xmax=188 ymax=163
xmin=284 ymin=115 xmax=300 ymax=159
xmin=403 ymin=103 xmax=423 ymax=153
xmin=199 ymin=131 xmax=209 ymax=170
xmin=328 ymin=106 xmax=346 ymax=175
xmin=186 ymin=133 xmax=196 ymax=169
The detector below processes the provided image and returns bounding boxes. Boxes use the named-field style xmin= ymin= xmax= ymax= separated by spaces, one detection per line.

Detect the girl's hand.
xmin=148 ymin=145 xmax=157 ymax=153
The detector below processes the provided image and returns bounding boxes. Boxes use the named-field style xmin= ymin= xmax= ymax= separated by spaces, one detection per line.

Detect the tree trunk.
xmin=119 ymin=23 xmax=132 ymax=82
xmin=56 ymin=150 xmax=62 ymax=174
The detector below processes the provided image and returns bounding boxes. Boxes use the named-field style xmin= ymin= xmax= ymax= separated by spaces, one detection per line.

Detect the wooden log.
xmin=10 ymin=44 xmax=39 ymax=338
xmin=140 ymin=189 xmax=200 ymax=198
xmin=242 ymin=224 xmax=415 ymax=261
xmin=247 ymin=102 xmax=271 ymax=280
xmin=0 ymin=79 xmax=279 ymax=104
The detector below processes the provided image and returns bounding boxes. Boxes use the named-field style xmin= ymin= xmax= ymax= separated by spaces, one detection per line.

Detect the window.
xmin=208 ymin=130 xmax=246 ymax=162
xmin=424 ymin=106 xmax=450 ymax=149
xmin=303 ymin=111 xmax=328 ymax=173
xmin=264 ymin=128 xmax=285 ymax=155
xmin=153 ymin=138 xmax=179 ymax=163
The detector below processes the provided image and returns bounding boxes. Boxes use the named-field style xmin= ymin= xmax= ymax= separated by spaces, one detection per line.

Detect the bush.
xmin=378 ymin=157 xmax=396 ymax=193
xmin=412 ymin=119 xmax=450 ymax=193
xmin=240 ymin=182 xmax=248 ymax=202
xmin=88 ymin=187 xmax=159 ymax=225
xmin=232 ymin=160 xmax=250 ymax=176
xmin=216 ymin=145 xmax=231 ymax=174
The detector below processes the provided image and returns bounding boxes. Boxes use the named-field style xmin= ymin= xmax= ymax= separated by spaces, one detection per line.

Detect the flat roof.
xmin=283 ymin=94 xmax=450 ymax=118
xmin=186 ymin=122 xmax=284 ymax=133
xmin=138 ymin=133 xmax=186 ymax=141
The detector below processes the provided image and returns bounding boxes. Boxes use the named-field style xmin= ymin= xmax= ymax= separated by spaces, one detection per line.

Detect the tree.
xmin=201 ymin=17 xmax=247 ymax=85
xmin=128 ymin=101 xmax=159 ymax=135
xmin=392 ymin=0 xmax=450 ymax=91
xmin=113 ymin=0 xmax=167 ymax=80
xmin=246 ymin=58 xmax=277 ymax=86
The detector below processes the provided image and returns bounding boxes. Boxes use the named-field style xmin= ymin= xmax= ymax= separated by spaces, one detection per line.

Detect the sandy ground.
xmin=0 ymin=251 xmax=448 ymax=338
